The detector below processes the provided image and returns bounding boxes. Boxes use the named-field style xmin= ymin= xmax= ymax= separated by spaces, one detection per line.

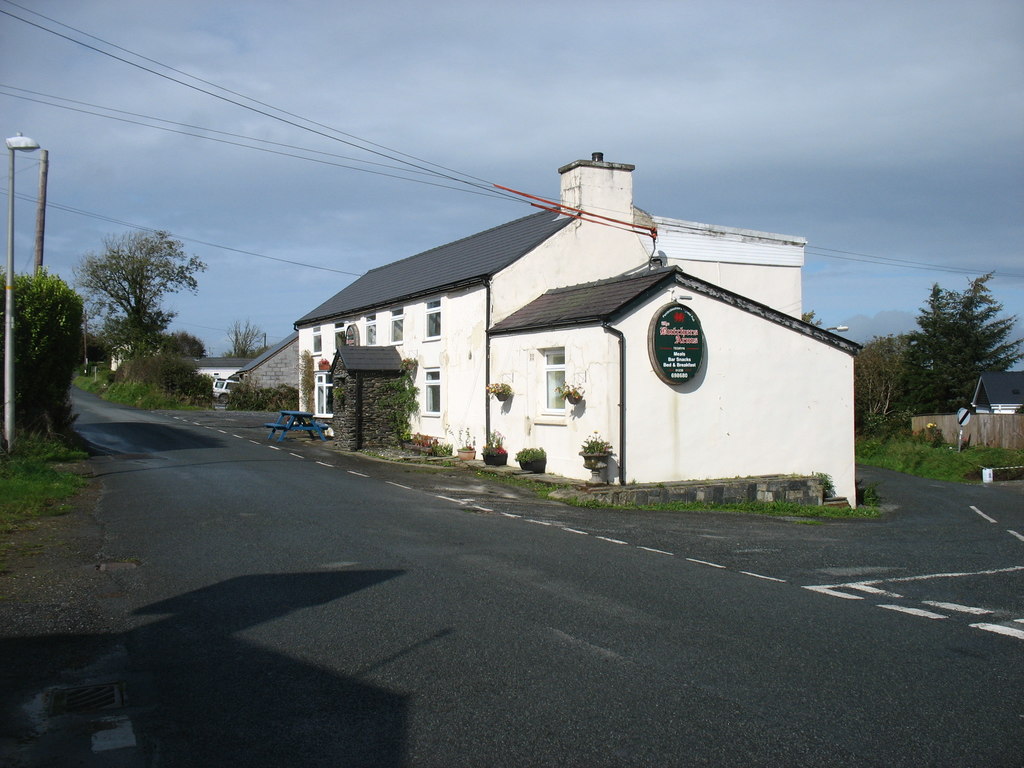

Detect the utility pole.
xmin=33 ymin=149 xmax=48 ymax=274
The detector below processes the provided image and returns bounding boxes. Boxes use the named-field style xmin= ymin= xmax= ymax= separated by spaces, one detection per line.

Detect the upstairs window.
xmin=312 ymin=326 xmax=322 ymax=354
xmin=335 ymin=324 xmax=346 ymax=348
xmin=391 ymin=308 xmax=404 ymax=343
xmin=366 ymin=314 xmax=377 ymax=346
xmin=426 ymin=299 xmax=441 ymax=340
xmin=544 ymin=349 xmax=566 ymax=412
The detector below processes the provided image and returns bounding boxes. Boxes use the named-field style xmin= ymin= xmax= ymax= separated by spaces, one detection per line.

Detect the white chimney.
xmin=558 ymin=152 xmax=635 ymax=218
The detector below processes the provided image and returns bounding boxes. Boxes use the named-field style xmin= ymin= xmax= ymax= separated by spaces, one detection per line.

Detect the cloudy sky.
xmin=1 ymin=0 xmax=1021 ymax=358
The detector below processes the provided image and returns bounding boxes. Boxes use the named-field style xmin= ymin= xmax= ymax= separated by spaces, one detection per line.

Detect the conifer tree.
xmin=902 ymin=273 xmax=1022 ymax=413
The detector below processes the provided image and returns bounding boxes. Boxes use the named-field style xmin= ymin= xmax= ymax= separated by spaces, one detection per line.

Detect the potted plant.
xmin=482 ymin=430 xmax=508 ymax=466
xmin=515 ymin=447 xmax=547 ymax=473
xmin=485 ymin=382 xmax=513 ymax=402
xmin=556 ymin=383 xmax=585 ymax=405
xmin=579 ymin=432 xmax=613 ymax=483
xmin=456 ymin=428 xmax=475 ymax=460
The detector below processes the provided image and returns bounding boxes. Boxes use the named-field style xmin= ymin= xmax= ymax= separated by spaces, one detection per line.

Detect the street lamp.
xmin=826 ymin=325 xmax=849 ymax=332
xmin=5 ymin=132 xmax=41 ymax=453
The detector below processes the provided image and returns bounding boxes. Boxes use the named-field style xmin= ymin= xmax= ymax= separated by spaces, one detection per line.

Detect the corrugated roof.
xmin=296 ymin=210 xmax=573 ymax=326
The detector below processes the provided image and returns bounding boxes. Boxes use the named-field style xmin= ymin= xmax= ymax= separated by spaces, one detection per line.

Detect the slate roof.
xmin=972 ymin=371 xmax=1024 ymax=409
xmin=489 ymin=269 xmax=671 ymax=332
xmin=296 ymin=210 xmax=573 ymax=326
xmin=489 ymin=266 xmax=861 ymax=356
xmin=236 ymin=332 xmax=298 ymax=374
xmin=333 ymin=345 xmax=404 ymax=372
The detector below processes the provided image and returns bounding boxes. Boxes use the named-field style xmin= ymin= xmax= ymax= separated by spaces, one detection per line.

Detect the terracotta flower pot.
xmin=457 ymin=449 xmax=475 ymax=461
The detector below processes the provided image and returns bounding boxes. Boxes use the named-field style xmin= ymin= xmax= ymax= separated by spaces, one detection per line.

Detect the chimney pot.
xmin=592 ymin=152 xmax=604 ymax=162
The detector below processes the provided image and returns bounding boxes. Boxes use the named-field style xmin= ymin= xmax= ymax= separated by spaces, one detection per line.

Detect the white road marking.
xmin=435 ymin=495 xmax=462 ymax=504
xmin=742 ymin=571 xmax=786 ymax=582
xmin=249 ymin=440 xmax=260 ymax=445
xmin=386 ymin=481 xmax=412 ymax=490
xmin=527 ymin=519 xmax=553 ymax=526
xmin=922 ymin=601 xmax=992 ymax=615
xmin=1008 ymin=530 xmax=1024 ymax=542
xmin=233 ymin=434 xmax=244 ymax=439
xmin=865 ymin=565 xmax=1024 ymax=584
xmin=970 ymin=623 xmax=1024 ymax=640
xmin=845 ymin=583 xmax=903 ymax=598
xmin=289 ymin=452 xmax=303 ymax=459
xmin=638 ymin=546 xmax=674 ymax=555
xmin=348 ymin=470 xmax=369 ymax=477
xmin=472 ymin=505 xmax=494 ymax=513
xmin=970 ymin=505 xmax=996 ymax=523
xmin=91 ymin=715 xmax=137 ymax=752
xmin=500 ymin=512 xmax=521 ymax=518
xmin=686 ymin=558 xmax=726 ymax=569
xmin=596 ymin=536 xmax=627 ymax=544
xmin=217 ymin=429 xmax=228 ymax=434
xmin=878 ymin=605 xmax=948 ymax=620
xmin=316 ymin=461 xmax=334 ymax=468
xmin=562 ymin=527 xmax=588 ymax=535
xmin=803 ymin=585 xmax=863 ymax=600
xmin=268 ymin=446 xmax=280 ymax=451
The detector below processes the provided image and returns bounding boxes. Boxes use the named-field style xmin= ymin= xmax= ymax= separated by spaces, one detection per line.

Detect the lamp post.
xmin=4 ymin=132 xmax=41 ymax=453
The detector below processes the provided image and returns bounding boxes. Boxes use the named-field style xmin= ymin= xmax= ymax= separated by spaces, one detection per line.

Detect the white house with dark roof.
xmin=294 ymin=154 xmax=859 ymax=501
xmin=972 ymin=371 xmax=1024 ymax=414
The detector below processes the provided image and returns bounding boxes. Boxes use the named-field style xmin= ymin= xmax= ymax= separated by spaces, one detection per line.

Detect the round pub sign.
xmin=650 ymin=304 xmax=704 ymax=384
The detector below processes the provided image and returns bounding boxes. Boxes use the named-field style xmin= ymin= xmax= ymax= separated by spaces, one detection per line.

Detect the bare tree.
xmin=226 ymin=319 xmax=264 ymax=357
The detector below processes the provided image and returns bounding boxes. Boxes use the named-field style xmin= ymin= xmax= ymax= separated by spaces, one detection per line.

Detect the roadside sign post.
xmin=956 ymin=407 xmax=971 ymax=452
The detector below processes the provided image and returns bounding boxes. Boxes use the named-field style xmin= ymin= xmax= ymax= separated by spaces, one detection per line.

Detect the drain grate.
xmin=48 ymin=682 xmax=126 ymax=715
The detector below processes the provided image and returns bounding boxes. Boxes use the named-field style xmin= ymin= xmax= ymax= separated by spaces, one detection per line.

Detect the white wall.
xmin=615 ymin=291 xmax=856 ymax=502
xmin=489 ymin=287 xmax=857 ymax=503
xmin=489 ymin=326 xmax=620 ymax=479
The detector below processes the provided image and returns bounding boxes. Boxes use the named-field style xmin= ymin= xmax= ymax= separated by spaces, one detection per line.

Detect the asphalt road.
xmin=2 ymin=391 xmax=1022 ymax=767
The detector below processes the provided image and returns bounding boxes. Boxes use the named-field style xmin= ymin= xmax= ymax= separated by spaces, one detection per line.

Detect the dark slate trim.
xmin=489 ymin=267 xmax=861 ymax=357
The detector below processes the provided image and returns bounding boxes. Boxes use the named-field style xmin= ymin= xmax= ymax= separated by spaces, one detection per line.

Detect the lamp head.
xmin=6 ymin=133 xmax=40 ymax=151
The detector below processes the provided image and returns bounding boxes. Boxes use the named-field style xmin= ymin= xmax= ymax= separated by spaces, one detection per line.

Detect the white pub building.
xmin=295 ymin=154 xmax=859 ymax=503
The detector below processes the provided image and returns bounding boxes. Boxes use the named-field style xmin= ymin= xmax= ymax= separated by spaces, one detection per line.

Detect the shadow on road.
xmin=2 ymin=569 xmax=409 ymax=767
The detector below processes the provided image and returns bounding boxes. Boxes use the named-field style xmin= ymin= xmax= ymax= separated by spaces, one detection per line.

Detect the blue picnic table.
xmin=265 ymin=411 xmax=328 ymax=442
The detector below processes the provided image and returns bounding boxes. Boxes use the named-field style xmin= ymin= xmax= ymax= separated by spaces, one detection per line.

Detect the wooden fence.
xmin=911 ymin=413 xmax=1024 ymax=450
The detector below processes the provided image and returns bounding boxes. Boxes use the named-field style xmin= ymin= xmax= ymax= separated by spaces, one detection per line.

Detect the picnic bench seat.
xmin=265 ymin=411 xmax=328 ymax=442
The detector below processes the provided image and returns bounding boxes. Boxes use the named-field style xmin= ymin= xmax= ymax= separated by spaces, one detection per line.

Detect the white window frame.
xmin=425 ymin=299 xmax=441 ymax=340
xmin=543 ymin=348 xmax=566 ymax=413
xmin=314 ymin=371 xmax=333 ymax=416
xmin=312 ymin=325 xmax=322 ymax=354
xmin=391 ymin=308 xmax=404 ymax=344
xmin=365 ymin=314 xmax=377 ymax=346
xmin=424 ymin=368 xmax=441 ymax=415
xmin=334 ymin=324 xmax=346 ymax=349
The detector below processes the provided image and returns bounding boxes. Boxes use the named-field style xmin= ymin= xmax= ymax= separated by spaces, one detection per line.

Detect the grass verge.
xmin=857 ymin=438 xmax=1024 ymax=483
xmin=0 ymin=433 xmax=89 ymax=536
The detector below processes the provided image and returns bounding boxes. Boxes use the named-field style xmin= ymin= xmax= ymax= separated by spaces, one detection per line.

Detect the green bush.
xmin=117 ymin=354 xmax=210 ymax=406
xmin=227 ymin=381 xmax=298 ymax=411
xmin=0 ymin=270 xmax=83 ymax=438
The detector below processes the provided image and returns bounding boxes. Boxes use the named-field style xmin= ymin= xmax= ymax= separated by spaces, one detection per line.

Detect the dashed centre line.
xmin=595 ymin=536 xmax=627 ymax=544
xmin=922 ymin=601 xmax=992 ymax=615
xmin=970 ymin=505 xmax=996 ymax=523
xmin=686 ymin=557 xmax=726 ymax=569
xmin=878 ymin=605 xmax=948 ymax=620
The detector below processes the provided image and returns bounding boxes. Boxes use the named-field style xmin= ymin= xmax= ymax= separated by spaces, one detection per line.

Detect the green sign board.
xmin=650 ymin=304 xmax=704 ymax=383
